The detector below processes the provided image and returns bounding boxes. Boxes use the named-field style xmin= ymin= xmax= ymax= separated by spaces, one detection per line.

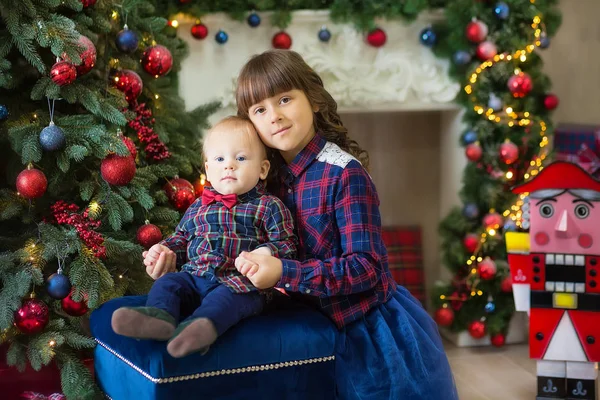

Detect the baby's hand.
xmin=143 ymin=244 xmax=175 ymax=279
xmin=235 ymin=255 xmax=259 ymax=278
xmin=234 ymin=247 xmax=272 ymax=277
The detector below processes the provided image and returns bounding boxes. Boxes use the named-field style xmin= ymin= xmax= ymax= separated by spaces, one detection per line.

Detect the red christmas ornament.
xmin=101 ymin=154 xmax=136 ymax=186
xmin=465 ymin=142 xmax=482 ymax=162
xmin=74 ymin=35 xmax=96 ymax=76
xmin=272 ymin=31 xmax=292 ymax=50
xmin=463 ymin=233 xmax=479 ymax=253
xmin=478 ymin=257 xmax=497 ymax=280
xmin=80 ymin=0 xmax=97 ymax=7
xmin=141 ymin=45 xmax=173 ymax=77
xmin=500 ymin=275 xmax=513 ymax=292
xmin=193 ymin=176 xmax=206 ymax=198
xmin=491 ymin=333 xmax=506 ymax=347
xmin=434 ymin=307 xmax=454 ymax=327
xmin=16 ymin=167 xmax=47 ymax=199
xmin=61 ymin=291 xmax=88 ymax=317
xmin=121 ymin=135 xmax=137 ymax=159
xmin=61 ymin=35 xmax=96 ymax=76
xmin=507 ymin=72 xmax=533 ymax=98
xmin=113 ymin=69 xmax=143 ymax=103
xmin=14 ymin=297 xmax=49 ymax=334
xmin=366 ymin=28 xmax=387 ymax=48
xmin=164 ymin=178 xmax=195 ymax=212
xmin=191 ymin=23 xmax=209 ymax=40
xmin=465 ymin=20 xmax=488 ymax=43
xmin=483 ymin=211 xmax=503 ymax=230
xmin=137 ymin=223 xmax=162 ymax=249
xmin=543 ymin=93 xmax=559 ymax=110
xmin=172 ymin=189 xmax=196 ymax=212
xmin=468 ymin=320 xmax=487 ymax=339
xmin=499 ymin=139 xmax=519 ymax=165
xmin=50 ymin=61 xmax=77 ymax=86
xmin=476 ymin=41 xmax=497 ymax=61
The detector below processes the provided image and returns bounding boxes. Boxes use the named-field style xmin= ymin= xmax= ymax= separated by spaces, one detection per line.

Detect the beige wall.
xmin=542 ymin=0 xmax=600 ymax=125
xmin=340 ymin=112 xmax=443 ymax=308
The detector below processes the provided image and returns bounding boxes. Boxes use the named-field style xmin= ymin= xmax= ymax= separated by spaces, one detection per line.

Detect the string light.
xmin=23 ymin=239 xmax=44 ymax=268
xmin=111 ymin=11 xmax=118 ymax=20
xmin=49 ymin=340 xmax=56 ymax=347
xmin=465 ymin=16 xmax=546 ymax=127
xmin=88 ymin=200 xmax=102 ymax=219
xmin=441 ymin=16 xmax=550 ymax=309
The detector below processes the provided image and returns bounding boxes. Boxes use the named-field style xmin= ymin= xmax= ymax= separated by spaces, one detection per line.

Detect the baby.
xmin=111 ymin=116 xmax=296 ymax=358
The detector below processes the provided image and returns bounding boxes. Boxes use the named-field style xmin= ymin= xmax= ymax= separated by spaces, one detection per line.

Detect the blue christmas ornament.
xmin=462 ymin=130 xmax=478 ymax=145
xmin=539 ymin=35 xmax=550 ymax=49
xmin=46 ymin=272 xmax=72 ymax=300
xmin=419 ymin=27 xmax=436 ymax=47
xmin=485 ymin=302 xmax=496 ymax=313
xmin=453 ymin=50 xmax=472 ymax=66
xmin=0 ymin=104 xmax=7 ymax=120
xmin=318 ymin=27 xmax=332 ymax=43
xmin=247 ymin=12 xmax=261 ymax=28
xmin=493 ymin=2 xmax=510 ymax=20
xmin=215 ymin=30 xmax=228 ymax=44
xmin=488 ymin=94 xmax=503 ymax=112
xmin=115 ymin=26 xmax=139 ymax=54
xmin=39 ymin=122 xmax=66 ymax=151
xmin=503 ymin=219 xmax=517 ymax=232
xmin=463 ymin=203 xmax=480 ymax=219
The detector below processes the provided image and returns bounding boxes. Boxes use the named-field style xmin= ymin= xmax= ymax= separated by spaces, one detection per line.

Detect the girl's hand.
xmin=234 ymin=252 xmax=283 ymax=289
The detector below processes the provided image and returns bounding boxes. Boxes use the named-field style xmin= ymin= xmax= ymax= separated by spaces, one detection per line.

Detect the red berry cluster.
xmin=50 ymin=201 xmax=106 ymax=258
xmin=127 ymin=103 xmax=170 ymax=161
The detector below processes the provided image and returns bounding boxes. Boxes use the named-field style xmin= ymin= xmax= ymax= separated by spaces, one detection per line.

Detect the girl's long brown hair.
xmin=236 ymin=50 xmax=369 ymax=189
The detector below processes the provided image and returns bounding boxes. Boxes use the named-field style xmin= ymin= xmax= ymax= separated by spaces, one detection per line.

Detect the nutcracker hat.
xmin=512 ymin=161 xmax=600 ymax=194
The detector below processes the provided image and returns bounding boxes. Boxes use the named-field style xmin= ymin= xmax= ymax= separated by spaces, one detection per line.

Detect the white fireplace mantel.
xmin=177 ymin=10 xmax=460 ymax=115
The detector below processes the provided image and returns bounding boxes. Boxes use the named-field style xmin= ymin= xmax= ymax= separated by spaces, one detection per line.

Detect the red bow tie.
xmin=202 ymin=190 xmax=238 ymax=209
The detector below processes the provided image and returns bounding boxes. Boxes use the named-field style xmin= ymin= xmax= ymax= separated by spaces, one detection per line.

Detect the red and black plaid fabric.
xmin=381 ymin=226 xmax=425 ymax=304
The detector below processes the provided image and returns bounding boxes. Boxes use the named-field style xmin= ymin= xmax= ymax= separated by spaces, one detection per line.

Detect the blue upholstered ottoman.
xmin=90 ymin=295 xmax=338 ymax=400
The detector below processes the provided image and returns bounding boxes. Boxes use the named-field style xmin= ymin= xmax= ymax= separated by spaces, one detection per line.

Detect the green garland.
xmin=158 ymin=0 xmax=445 ymax=30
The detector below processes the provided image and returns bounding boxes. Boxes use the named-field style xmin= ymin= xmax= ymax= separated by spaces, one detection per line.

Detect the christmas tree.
xmin=429 ymin=0 xmax=562 ymax=345
xmin=0 ymin=0 xmax=217 ymax=397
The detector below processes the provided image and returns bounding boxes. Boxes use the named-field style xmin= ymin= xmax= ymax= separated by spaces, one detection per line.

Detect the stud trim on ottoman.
xmin=96 ymin=337 xmax=335 ymax=384
xmin=91 ymin=295 xmax=338 ymax=400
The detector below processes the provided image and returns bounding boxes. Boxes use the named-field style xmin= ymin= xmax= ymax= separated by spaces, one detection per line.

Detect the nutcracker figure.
xmin=506 ymin=161 xmax=600 ymax=400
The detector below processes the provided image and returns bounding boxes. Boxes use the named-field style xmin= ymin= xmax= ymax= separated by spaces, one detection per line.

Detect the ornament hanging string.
xmin=47 ymin=97 xmax=56 ymax=125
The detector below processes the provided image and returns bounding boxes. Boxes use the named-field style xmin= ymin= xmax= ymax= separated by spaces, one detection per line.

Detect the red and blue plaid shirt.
xmin=162 ymin=183 xmax=297 ymax=293
xmin=276 ymin=135 xmax=396 ymax=328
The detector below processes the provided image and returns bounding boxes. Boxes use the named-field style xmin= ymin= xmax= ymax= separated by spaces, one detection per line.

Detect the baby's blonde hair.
xmin=203 ymin=116 xmax=266 ymax=160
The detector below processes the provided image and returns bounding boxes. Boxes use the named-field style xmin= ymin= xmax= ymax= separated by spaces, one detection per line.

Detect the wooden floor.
xmin=444 ymin=340 xmax=538 ymax=400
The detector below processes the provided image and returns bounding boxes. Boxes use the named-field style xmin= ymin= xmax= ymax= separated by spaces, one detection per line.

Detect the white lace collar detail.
xmin=315 ymin=142 xmax=358 ymax=169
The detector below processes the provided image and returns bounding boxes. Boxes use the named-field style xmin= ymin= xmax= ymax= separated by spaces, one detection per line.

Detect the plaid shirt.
xmin=276 ymin=135 xmax=396 ymax=328
xmin=162 ymin=183 xmax=297 ymax=293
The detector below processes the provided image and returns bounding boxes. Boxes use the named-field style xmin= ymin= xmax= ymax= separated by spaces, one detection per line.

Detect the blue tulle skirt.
xmin=335 ymin=286 xmax=458 ymax=400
